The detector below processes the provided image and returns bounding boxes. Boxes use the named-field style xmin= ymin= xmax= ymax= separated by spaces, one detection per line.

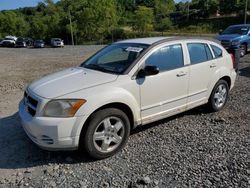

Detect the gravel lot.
xmin=0 ymin=46 xmax=249 ymax=188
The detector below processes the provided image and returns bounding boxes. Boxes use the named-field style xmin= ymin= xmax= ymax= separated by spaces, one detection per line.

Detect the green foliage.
xmin=155 ymin=0 xmax=175 ymax=19
xmin=155 ymin=17 xmax=172 ymax=32
xmin=132 ymin=6 xmax=154 ymax=34
xmin=0 ymin=0 xmax=248 ymax=43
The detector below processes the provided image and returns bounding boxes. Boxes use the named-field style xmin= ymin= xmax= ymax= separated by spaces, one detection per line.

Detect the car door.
xmin=186 ymin=42 xmax=215 ymax=108
xmin=137 ymin=43 xmax=189 ymax=124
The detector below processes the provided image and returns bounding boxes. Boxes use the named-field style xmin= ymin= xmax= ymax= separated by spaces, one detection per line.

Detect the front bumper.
xmin=19 ymin=100 xmax=83 ymax=151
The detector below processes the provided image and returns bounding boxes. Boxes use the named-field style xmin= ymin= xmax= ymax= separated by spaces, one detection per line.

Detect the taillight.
xmin=230 ymin=53 xmax=236 ymax=69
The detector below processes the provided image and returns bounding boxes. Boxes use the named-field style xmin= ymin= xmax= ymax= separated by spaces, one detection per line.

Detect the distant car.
xmin=15 ymin=38 xmax=27 ymax=48
xmin=215 ymin=24 xmax=250 ymax=57
xmin=51 ymin=38 xmax=64 ymax=47
xmin=0 ymin=36 xmax=17 ymax=47
xmin=25 ymin=38 xmax=34 ymax=47
xmin=34 ymin=40 xmax=45 ymax=48
xmin=19 ymin=37 xmax=237 ymax=159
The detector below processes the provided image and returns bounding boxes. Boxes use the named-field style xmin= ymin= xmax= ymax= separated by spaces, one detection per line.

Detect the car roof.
xmin=228 ymin=24 xmax=250 ymax=27
xmin=116 ymin=37 xmax=171 ymax=45
xmin=116 ymin=36 xmax=220 ymax=46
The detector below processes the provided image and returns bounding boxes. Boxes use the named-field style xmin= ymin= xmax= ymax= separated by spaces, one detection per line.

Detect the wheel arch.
xmin=78 ymin=102 xmax=136 ymax=148
xmin=208 ymin=75 xmax=231 ymax=100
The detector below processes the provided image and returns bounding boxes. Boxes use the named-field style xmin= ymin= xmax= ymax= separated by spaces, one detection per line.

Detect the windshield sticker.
xmin=125 ymin=47 xmax=143 ymax=53
xmin=241 ymin=28 xmax=248 ymax=31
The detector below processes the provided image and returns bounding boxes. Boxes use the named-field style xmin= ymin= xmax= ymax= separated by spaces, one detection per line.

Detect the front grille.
xmin=28 ymin=96 xmax=38 ymax=107
xmin=28 ymin=106 xmax=36 ymax=116
xmin=41 ymin=135 xmax=54 ymax=145
xmin=24 ymin=91 xmax=38 ymax=117
xmin=221 ymin=40 xmax=231 ymax=47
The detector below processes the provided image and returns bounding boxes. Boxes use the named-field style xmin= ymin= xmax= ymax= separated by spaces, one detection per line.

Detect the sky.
xmin=0 ymin=0 xmax=190 ymax=11
xmin=0 ymin=0 xmax=58 ymax=11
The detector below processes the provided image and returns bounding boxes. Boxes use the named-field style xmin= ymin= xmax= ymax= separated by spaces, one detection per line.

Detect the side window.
xmin=187 ymin=43 xmax=212 ymax=64
xmin=145 ymin=44 xmax=184 ymax=72
xmin=211 ymin=45 xmax=223 ymax=58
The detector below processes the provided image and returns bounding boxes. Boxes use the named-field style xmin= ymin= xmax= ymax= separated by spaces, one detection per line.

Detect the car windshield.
xmin=5 ymin=38 xmax=14 ymax=40
xmin=17 ymin=38 xmax=25 ymax=41
xmin=222 ymin=26 xmax=249 ymax=35
xmin=35 ymin=40 xmax=43 ymax=43
xmin=80 ymin=43 xmax=149 ymax=74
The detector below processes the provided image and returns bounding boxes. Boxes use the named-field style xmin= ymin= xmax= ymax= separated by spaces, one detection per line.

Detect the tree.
xmin=154 ymin=0 xmax=175 ymax=32
xmin=155 ymin=17 xmax=172 ymax=33
xmin=132 ymin=6 xmax=154 ymax=34
xmin=0 ymin=11 xmax=29 ymax=37
xmin=155 ymin=0 xmax=175 ymax=19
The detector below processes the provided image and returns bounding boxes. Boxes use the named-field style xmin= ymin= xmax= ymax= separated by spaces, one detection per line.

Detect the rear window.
xmin=187 ymin=43 xmax=213 ymax=64
xmin=211 ymin=45 xmax=223 ymax=58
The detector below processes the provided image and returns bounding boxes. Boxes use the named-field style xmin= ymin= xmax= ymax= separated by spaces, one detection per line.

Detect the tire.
xmin=240 ymin=44 xmax=247 ymax=57
xmin=81 ymin=108 xmax=130 ymax=159
xmin=208 ymin=80 xmax=229 ymax=112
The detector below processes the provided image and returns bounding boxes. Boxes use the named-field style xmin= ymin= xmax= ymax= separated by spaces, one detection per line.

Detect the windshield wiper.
xmin=83 ymin=64 xmax=119 ymax=74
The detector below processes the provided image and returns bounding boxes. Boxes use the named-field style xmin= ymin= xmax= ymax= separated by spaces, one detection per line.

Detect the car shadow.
xmin=0 ymin=113 xmax=94 ymax=170
xmin=239 ymin=66 xmax=250 ymax=78
xmin=0 ymin=106 xmax=209 ymax=170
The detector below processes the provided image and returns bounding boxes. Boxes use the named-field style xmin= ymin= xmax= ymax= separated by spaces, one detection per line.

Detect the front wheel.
xmin=240 ymin=44 xmax=247 ymax=57
xmin=82 ymin=108 xmax=130 ymax=159
xmin=208 ymin=80 xmax=229 ymax=112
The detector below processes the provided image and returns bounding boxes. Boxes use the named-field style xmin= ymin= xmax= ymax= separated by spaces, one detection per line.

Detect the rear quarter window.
xmin=211 ymin=45 xmax=223 ymax=58
xmin=187 ymin=43 xmax=213 ymax=64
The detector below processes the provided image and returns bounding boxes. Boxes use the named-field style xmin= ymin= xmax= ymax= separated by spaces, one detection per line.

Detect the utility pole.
xmin=245 ymin=0 xmax=248 ymax=24
xmin=69 ymin=10 xmax=74 ymax=46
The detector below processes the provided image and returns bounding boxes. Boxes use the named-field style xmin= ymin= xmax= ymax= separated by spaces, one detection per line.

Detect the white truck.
xmin=51 ymin=38 xmax=64 ymax=47
xmin=0 ymin=36 xmax=17 ymax=47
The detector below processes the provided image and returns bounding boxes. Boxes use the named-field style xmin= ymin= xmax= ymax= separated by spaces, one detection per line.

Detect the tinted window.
xmin=187 ymin=43 xmax=212 ymax=64
xmin=222 ymin=26 xmax=249 ymax=35
xmin=145 ymin=44 xmax=184 ymax=71
xmin=211 ymin=45 xmax=223 ymax=58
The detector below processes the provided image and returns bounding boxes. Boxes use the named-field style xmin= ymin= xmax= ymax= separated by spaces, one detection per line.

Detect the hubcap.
xmin=93 ymin=116 xmax=125 ymax=153
xmin=213 ymin=84 xmax=227 ymax=109
xmin=241 ymin=45 xmax=246 ymax=56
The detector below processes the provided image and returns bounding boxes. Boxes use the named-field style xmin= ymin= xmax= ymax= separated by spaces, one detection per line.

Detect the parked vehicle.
xmin=19 ymin=37 xmax=237 ymax=159
xmin=25 ymin=38 xmax=34 ymax=47
xmin=34 ymin=40 xmax=45 ymax=48
xmin=0 ymin=36 xmax=17 ymax=47
xmin=215 ymin=24 xmax=250 ymax=57
xmin=15 ymin=37 xmax=27 ymax=48
xmin=51 ymin=38 xmax=64 ymax=47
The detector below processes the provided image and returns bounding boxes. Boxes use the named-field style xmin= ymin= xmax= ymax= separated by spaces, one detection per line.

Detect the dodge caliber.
xmin=19 ymin=37 xmax=237 ymax=159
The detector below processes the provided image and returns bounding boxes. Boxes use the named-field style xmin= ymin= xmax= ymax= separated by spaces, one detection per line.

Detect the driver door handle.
xmin=176 ymin=71 xmax=187 ymax=77
xmin=210 ymin=63 xmax=216 ymax=68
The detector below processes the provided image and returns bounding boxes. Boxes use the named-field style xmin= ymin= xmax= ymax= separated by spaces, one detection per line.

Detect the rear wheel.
xmin=208 ymin=80 xmax=229 ymax=112
xmin=82 ymin=108 xmax=130 ymax=159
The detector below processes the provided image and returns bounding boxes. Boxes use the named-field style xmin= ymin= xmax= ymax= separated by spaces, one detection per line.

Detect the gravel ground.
xmin=0 ymin=46 xmax=249 ymax=188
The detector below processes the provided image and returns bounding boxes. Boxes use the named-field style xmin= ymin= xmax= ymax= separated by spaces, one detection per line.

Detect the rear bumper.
xmin=18 ymin=100 xmax=83 ymax=151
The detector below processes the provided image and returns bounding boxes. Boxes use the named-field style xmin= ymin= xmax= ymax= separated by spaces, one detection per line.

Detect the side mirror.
xmin=219 ymin=29 xmax=223 ymax=35
xmin=137 ymin=65 xmax=159 ymax=78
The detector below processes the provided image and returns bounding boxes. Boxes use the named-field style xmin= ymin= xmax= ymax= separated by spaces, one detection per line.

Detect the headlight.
xmin=231 ymin=41 xmax=240 ymax=46
xmin=44 ymin=99 xmax=86 ymax=117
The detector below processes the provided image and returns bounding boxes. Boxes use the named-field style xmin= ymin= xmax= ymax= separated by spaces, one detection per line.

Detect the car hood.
xmin=28 ymin=67 xmax=118 ymax=98
xmin=215 ymin=34 xmax=243 ymax=41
